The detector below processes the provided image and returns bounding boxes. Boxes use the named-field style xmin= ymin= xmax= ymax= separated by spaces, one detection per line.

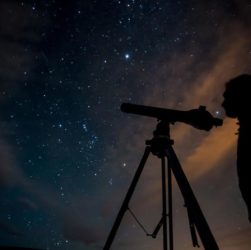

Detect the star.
xmin=109 ymin=178 xmax=113 ymax=185
xmin=215 ymin=110 xmax=221 ymax=116
xmin=124 ymin=53 xmax=130 ymax=60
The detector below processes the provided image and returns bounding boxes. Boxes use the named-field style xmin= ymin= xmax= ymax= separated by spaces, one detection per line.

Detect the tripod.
xmin=104 ymin=120 xmax=219 ymax=250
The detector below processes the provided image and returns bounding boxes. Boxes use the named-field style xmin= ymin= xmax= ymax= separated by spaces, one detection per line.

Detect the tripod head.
xmin=121 ymin=103 xmax=223 ymax=131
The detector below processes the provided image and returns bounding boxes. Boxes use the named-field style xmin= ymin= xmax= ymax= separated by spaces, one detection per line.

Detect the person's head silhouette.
xmin=222 ymin=74 xmax=251 ymax=222
xmin=222 ymin=74 xmax=251 ymax=121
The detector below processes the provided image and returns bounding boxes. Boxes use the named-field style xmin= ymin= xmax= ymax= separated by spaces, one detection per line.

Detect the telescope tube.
xmin=121 ymin=103 xmax=223 ymax=131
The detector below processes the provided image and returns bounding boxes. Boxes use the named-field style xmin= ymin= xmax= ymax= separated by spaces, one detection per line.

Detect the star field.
xmin=0 ymin=1 xmax=251 ymax=250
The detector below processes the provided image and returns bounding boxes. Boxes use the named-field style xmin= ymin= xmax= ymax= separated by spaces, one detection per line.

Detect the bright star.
xmin=124 ymin=53 xmax=130 ymax=59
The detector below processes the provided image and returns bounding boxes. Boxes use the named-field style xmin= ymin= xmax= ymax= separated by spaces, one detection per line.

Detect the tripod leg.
xmin=165 ymin=146 xmax=219 ymax=250
xmin=161 ymin=157 xmax=168 ymax=250
xmin=167 ymin=157 xmax=174 ymax=250
xmin=103 ymin=146 xmax=151 ymax=250
xmin=186 ymin=205 xmax=199 ymax=247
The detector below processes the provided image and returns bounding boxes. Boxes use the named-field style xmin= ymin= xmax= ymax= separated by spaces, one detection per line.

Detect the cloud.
xmin=218 ymin=226 xmax=251 ymax=250
xmin=0 ymin=1 xmax=50 ymax=104
xmin=17 ymin=197 xmax=38 ymax=211
xmin=20 ymin=181 xmax=106 ymax=246
xmin=0 ymin=135 xmax=104 ymax=247
xmin=0 ymin=220 xmax=24 ymax=237
xmin=182 ymin=119 xmax=237 ymax=180
xmin=62 ymin=218 xmax=104 ymax=245
xmin=0 ymin=139 xmax=24 ymax=188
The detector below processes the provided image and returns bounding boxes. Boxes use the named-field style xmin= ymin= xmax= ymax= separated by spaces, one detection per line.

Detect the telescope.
xmin=104 ymin=103 xmax=222 ymax=250
xmin=121 ymin=103 xmax=223 ymax=131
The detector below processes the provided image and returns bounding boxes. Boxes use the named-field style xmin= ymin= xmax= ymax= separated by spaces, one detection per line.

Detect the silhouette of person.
xmin=222 ymin=74 xmax=251 ymax=222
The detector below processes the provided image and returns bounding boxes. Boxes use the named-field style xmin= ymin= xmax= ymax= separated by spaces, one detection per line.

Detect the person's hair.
xmin=225 ymin=74 xmax=251 ymax=99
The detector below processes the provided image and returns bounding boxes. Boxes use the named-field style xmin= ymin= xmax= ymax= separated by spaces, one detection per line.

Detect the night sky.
xmin=0 ymin=0 xmax=251 ymax=249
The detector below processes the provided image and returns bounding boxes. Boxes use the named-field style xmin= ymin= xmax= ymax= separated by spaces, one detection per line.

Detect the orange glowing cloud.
xmin=183 ymin=119 xmax=237 ymax=180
